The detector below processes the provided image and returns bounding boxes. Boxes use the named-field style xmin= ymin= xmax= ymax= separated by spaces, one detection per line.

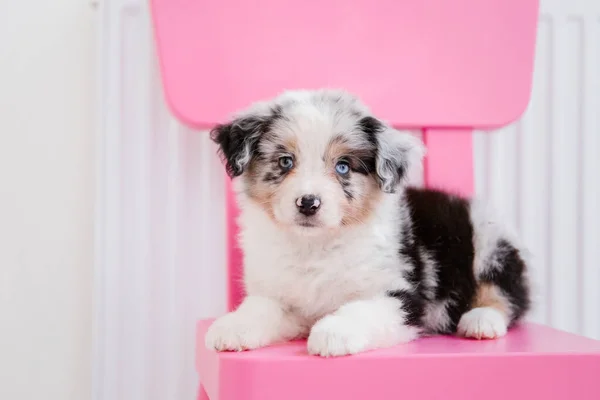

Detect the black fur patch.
xmin=403 ymin=188 xmax=477 ymax=333
xmin=261 ymin=158 xmax=291 ymax=185
xmin=262 ymin=171 xmax=283 ymax=183
xmin=338 ymin=177 xmax=354 ymax=200
xmin=357 ymin=116 xmax=382 ymax=144
xmin=210 ymin=108 xmax=283 ymax=177
xmin=388 ymin=289 xmax=424 ymax=327
xmin=479 ymin=239 xmax=531 ymax=324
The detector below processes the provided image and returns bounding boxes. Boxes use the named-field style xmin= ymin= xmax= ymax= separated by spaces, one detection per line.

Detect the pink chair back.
xmin=150 ymin=0 xmax=539 ymax=310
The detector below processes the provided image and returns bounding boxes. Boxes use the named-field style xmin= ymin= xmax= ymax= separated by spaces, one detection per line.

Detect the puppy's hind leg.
xmin=458 ymin=239 xmax=531 ymax=340
xmin=457 ymin=284 xmax=511 ymax=339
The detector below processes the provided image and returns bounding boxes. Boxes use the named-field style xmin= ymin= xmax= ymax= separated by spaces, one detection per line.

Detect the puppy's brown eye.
xmin=278 ymin=156 xmax=294 ymax=171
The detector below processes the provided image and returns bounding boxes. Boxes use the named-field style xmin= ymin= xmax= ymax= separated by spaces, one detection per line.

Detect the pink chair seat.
xmin=196 ymin=320 xmax=600 ymax=399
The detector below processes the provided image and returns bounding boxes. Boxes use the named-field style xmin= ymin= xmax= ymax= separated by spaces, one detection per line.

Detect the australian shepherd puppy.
xmin=205 ymin=89 xmax=531 ymax=357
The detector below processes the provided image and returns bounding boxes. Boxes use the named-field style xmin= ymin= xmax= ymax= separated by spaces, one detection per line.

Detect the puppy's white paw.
xmin=307 ymin=315 xmax=370 ymax=357
xmin=205 ymin=312 xmax=272 ymax=352
xmin=457 ymin=307 xmax=508 ymax=340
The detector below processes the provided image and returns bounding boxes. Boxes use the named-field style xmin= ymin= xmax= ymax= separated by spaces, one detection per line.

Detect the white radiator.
xmin=93 ymin=1 xmax=600 ymax=399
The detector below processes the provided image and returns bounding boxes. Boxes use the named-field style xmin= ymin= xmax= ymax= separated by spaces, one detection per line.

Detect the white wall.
xmin=0 ymin=1 xmax=95 ymax=400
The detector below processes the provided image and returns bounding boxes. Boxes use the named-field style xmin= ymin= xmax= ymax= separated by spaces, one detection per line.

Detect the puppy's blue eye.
xmin=335 ymin=161 xmax=350 ymax=175
xmin=279 ymin=156 xmax=294 ymax=170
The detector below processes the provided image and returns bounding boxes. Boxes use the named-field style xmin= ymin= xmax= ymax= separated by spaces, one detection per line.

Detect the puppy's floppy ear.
xmin=210 ymin=115 xmax=269 ymax=177
xmin=369 ymin=119 xmax=425 ymax=193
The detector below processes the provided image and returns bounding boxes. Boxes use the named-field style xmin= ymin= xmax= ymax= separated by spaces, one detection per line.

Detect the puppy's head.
xmin=211 ymin=90 xmax=425 ymax=235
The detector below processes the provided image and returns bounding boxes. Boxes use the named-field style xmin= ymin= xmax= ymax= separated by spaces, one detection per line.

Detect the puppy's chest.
xmin=245 ymin=240 xmax=398 ymax=320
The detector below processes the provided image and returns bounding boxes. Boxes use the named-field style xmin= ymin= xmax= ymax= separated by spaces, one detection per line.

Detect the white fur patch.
xmin=470 ymin=199 xmax=523 ymax=278
xmin=205 ymin=296 xmax=306 ymax=351
xmin=419 ymin=247 xmax=438 ymax=299
xmin=239 ymin=191 xmax=413 ymax=322
xmin=422 ymin=299 xmax=453 ymax=333
xmin=306 ymin=297 xmax=419 ymax=357
xmin=457 ymin=307 xmax=508 ymax=340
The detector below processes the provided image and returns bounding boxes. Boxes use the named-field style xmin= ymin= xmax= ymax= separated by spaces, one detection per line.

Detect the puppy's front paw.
xmin=307 ymin=315 xmax=370 ymax=357
xmin=457 ymin=307 xmax=508 ymax=340
xmin=205 ymin=312 xmax=272 ymax=352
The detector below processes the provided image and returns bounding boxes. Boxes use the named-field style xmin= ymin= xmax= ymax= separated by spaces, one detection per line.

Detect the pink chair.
xmin=150 ymin=1 xmax=600 ymax=398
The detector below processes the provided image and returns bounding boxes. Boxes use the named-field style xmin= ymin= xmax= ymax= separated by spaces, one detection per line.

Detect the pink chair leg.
xmin=422 ymin=128 xmax=474 ymax=197
xmin=197 ymin=384 xmax=210 ymax=400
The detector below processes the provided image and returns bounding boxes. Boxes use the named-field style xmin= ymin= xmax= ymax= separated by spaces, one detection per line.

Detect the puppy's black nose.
xmin=296 ymin=195 xmax=321 ymax=216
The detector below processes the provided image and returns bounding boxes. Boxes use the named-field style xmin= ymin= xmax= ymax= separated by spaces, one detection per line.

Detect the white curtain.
xmin=93 ymin=3 xmax=226 ymax=400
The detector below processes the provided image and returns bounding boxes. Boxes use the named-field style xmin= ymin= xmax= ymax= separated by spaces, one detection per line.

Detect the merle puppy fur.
xmin=204 ymin=89 xmax=531 ymax=357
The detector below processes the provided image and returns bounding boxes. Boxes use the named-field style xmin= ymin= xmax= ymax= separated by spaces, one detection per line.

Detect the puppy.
xmin=205 ymin=89 xmax=531 ymax=357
